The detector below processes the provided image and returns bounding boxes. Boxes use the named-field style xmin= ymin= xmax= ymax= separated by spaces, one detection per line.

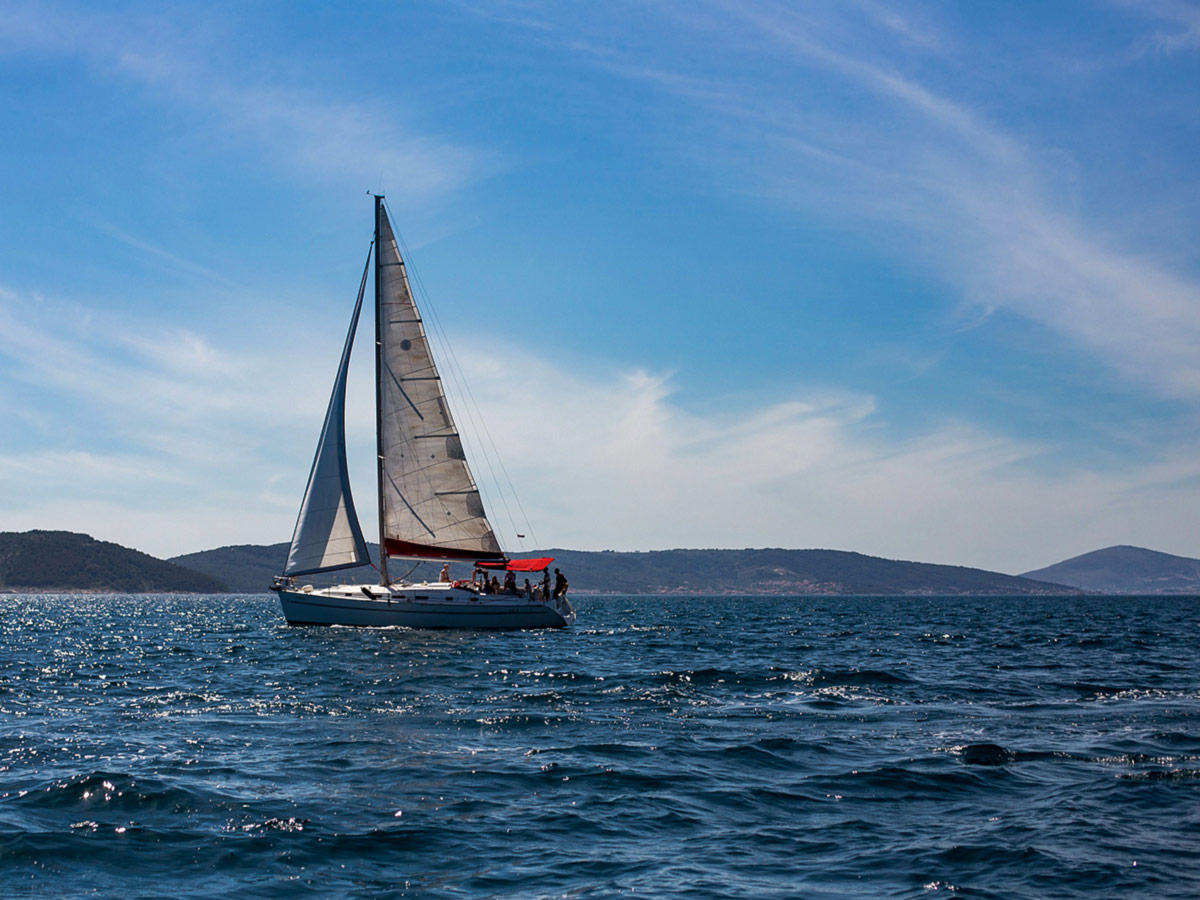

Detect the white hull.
xmin=275 ymin=582 xmax=575 ymax=629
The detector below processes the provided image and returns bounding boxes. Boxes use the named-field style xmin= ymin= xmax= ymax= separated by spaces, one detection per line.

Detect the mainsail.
xmin=375 ymin=205 xmax=503 ymax=562
xmin=283 ymin=252 xmax=373 ymax=577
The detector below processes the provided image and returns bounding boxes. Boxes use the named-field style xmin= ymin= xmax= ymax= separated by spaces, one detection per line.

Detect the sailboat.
xmin=271 ymin=196 xmax=575 ymax=629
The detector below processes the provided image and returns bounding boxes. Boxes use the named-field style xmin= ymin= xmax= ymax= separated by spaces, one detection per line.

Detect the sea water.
xmin=1 ymin=594 xmax=1198 ymax=899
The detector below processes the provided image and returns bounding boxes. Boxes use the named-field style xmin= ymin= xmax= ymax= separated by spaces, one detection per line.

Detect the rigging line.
xmin=384 ymin=201 xmax=529 ymax=549
xmin=396 ymin=255 xmax=512 ymax=544
xmin=411 ymin=266 xmax=539 ymax=554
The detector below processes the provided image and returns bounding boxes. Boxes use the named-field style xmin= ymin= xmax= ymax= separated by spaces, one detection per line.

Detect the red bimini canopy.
xmin=474 ymin=557 xmax=555 ymax=572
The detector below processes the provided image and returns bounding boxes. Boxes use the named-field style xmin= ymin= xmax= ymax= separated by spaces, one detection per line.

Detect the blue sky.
xmin=1 ymin=0 xmax=1198 ymax=573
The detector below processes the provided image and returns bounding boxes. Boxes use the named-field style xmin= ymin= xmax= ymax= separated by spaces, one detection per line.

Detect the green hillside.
xmin=539 ymin=548 xmax=1078 ymax=595
xmin=170 ymin=542 xmax=295 ymax=594
xmin=0 ymin=531 xmax=226 ymax=593
xmin=171 ymin=543 xmax=1078 ymax=595
xmin=170 ymin=542 xmax=452 ymax=593
xmin=1021 ymin=545 xmax=1200 ymax=594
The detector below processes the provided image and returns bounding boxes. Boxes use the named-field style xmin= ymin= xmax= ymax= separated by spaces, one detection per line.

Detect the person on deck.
xmin=523 ymin=578 xmax=532 ymax=598
xmin=541 ymin=569 xmax=551 ymax=601
xmin=553 ymin=568 xmax=568 ymax=599
xmin=503 ymin=570 xmax=517 ymax=594
xmin=490 ymin=575 xmax=501 ymax=594
xmin=439 ymin=563 xmax=451 ymax=583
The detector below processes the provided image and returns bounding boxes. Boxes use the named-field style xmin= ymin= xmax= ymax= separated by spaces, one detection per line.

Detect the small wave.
xmin=712 ymin=743 xmax=804 ymax=771
xmin=524 ymin=741 xmax=659 ymax=759
xmin=1060 ymin=685 xmax=1197 ymax=704
xmin=1117 ymin=768 xmax=1200 ymax=781
xmin=935 ymin=843 xmax=1049 ymax=865
xmin=651 ymin=667 xmax=742 ymax=686
xmin=1093 ymin=751 xmax=1200 ymax=766
xmin=816 ymin=668 xmax=914 ymax=687
xmin=755 ymin=736 xmax=827 ymax=753
xmin=1063 ymin=682 xmax=1126 ymax=696
xmin=511 ymin=689 xmax=567 ymax=705
xmin=12 ymin=771 xmax=206 ymax=814
xmin=1150 ymin=730 xmax=1200 ymax=747
xmin=947 ymin=743 xmax=1095 ymax=766
xmin=771 ymin=667 xmax=914 ymax=688
xmin=814 ymin=765 xmax=987 ymax=798
xmin=236 ymin=816 xmax=309 ymax=833
xmin=955 ymin=743 xmax=1017 ymax=766
xmin=473 ymin=713 xmax=582 ymax=728
xmin=562 ymin=768 xmax=691 ymax=791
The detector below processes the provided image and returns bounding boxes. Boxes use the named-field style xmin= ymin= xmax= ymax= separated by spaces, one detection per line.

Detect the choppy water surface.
xmin=1 ymin=594 xmax=1198 ymax=899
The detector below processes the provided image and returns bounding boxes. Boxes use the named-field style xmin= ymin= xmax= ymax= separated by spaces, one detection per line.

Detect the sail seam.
xmin=385 ymin=367 xmax=425 ymax=419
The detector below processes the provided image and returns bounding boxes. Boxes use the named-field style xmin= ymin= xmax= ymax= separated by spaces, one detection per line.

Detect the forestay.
xmin=375 ymin=209 xmax=503 ymax=561
xmin=283 ymin=252 xmax=373 ymax=576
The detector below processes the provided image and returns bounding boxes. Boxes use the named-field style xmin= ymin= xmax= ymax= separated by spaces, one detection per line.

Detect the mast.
xmin=374 ymin=194 xmax=389 ymax=586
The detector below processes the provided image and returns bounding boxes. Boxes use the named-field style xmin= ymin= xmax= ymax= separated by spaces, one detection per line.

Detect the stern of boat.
xmin=553 ymin=593 xmax=577 ymax=627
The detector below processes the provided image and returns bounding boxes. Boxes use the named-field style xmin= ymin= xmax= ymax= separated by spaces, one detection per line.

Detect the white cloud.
xmin=2 ymin=285 xmax=1198 ymax=571
xmin=0 ymin=286 xmax=336 ymax=548
xmin=444 ymin=341 xmax=1200 ymax=574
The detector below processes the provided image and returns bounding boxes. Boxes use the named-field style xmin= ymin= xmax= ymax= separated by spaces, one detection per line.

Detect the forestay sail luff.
xmin=375 ymin=207 xmax=504 ymax=562
xmin=283 ymin=250 xmax=373 ymax=577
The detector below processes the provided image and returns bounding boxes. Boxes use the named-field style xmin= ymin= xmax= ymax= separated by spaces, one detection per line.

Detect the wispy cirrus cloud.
xmin=721 ymin=4 xmax=1200 ymax=396
xmin=1115 ymin=0 xmax=1200 ymax=55
xmin=509 ymin=1 xmax=1200 ymax=402
xmin=0 ymin=285 xmax=332 ymax=520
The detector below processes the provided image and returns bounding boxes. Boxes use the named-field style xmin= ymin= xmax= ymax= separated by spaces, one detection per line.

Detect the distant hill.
xmin=171 ymin=542 xmax=295 ymax=594
xmin=0 ymin=531 xmax=226 ymax=593
xmin=172 ymin=543 xmax=1078 ymax=596
xmin=169 ymin=542 xmax=448 ymax=594
xmin=541 ymin=548 xmax=1078 ymax=595
xmin=1021 ymin=545 xmax=1200 ymax=594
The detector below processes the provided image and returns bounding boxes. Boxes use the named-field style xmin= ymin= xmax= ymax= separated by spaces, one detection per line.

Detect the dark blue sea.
xmin=2 ymin=594 xmax=1198 ymax=899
